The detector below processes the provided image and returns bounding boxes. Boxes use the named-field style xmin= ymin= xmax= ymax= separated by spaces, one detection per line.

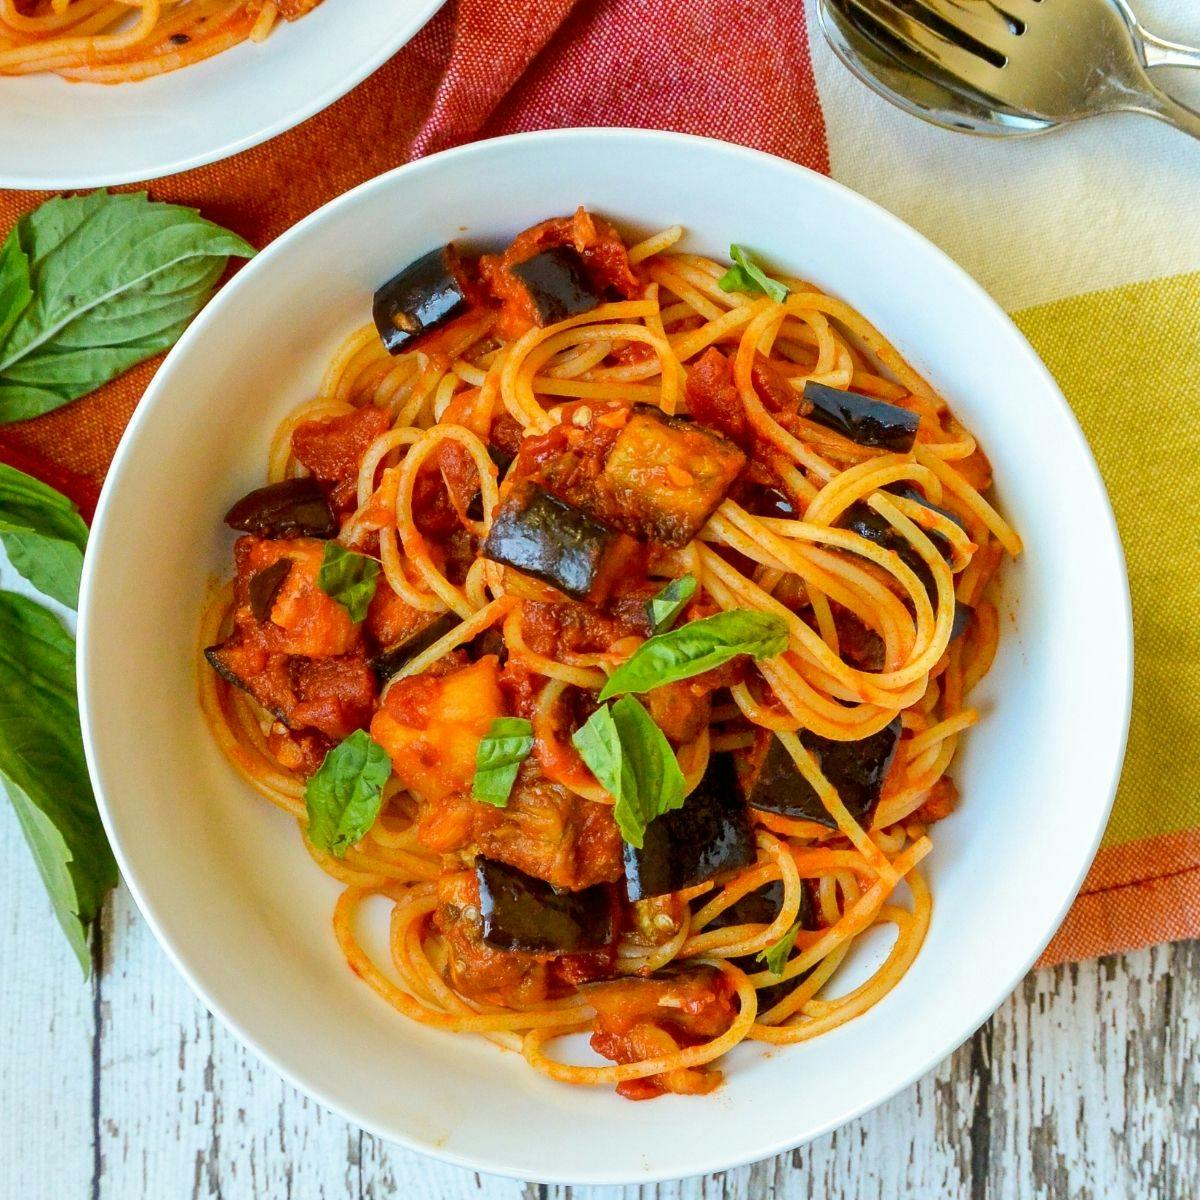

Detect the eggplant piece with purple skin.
xmin=476 ymin=857 xmax=614 ymax=953
xmin=225 ymin=477 xmax=337 ymax=540
xmin=803 ymin=381 xmax=920 ymax=452
xmin=368 ymin=612 xmax=461 ymax=683
xmin=840 ymin=493 xmax=972 ymax=643
xmin=509 ymin=245 xmax=602 ymax=326
xmin=481 ymin=483 xmax=619 ymax=601
xmin=696 ymin=878 xmax=820 ymax=1010
xmin=743 ymin=720 xmax=903 ymax=829
xmin=373 ymin=245 xmax=472 ymax=355
xmin=624 ymin=752 xmax=756 ymax=901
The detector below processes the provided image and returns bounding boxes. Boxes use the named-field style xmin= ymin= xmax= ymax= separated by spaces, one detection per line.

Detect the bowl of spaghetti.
xmin=78 ymin=129 xmax=1132 ymax=1183
xmin=0 ymin=0 xmax=444 ymax=188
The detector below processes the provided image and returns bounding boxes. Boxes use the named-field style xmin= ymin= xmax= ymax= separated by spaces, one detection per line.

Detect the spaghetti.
xmin=199 ymin=210 xmax=1019 ymax=1099
xmin=0 ymin=0 xmax=317 ymax=82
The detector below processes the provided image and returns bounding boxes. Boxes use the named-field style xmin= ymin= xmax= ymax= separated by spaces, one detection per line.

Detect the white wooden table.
xmin=1 ymin=799 xmax=1194 ymax=1200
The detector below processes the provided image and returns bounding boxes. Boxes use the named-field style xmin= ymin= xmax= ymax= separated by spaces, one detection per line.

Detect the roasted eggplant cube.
xmin=481 ymin=484 xmax=619 ymax=601
xmin=369 ymin=612 xmax=461 ymax=683
xmin=624 ymin=752 xmax=756 ymax=901
xmin=601 ymin=406 xmax=746 ymax=547
xmin=803 ymin=382 xmax=919 ymax=452
xmin=698 ymin=877 xmax=816 ymax=936
xmin=372 ymin=244 xmax=472 ymax=355
xmin=743 ymin=720 xmax=902 ymax=829
xmin=203 ymin=640 xmax=289 ymax=725
xmin=508 ymin=245 xmax=603 ymax=326
xmin=224 ymin=477 xmax=337 ymax=540
xmin=476 ymin=857 xmax=614 ymax=953
xmin=840 ymin=501 xmax=935 ymax=596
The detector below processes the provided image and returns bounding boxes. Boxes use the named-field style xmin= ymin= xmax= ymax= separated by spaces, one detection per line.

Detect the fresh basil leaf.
xmin=0 ymin=192 xmax=255 ymax=424
xmin=758 ymin=921 xmax=801 ymax=976
xmin=598 ymin=610 xmax=789 ymax=701
xmin=0 ymin=591 xmax=117 ymax=973
xmin=571 ymin=696 xmax=685 ymax=849
xmin=0 ymin=225 xmax=32 ymax=349
xmin=716 ymin=245 xmax=789 ymax=304
xmin=316 ymin=542 xmax=379 ymax=623
xmin=0 ymin=462 xmax=88 ymax=607
xmin=473 ymin=716 xmax=534 ymax=806
xmin=646 ymin=573 xmax=697 ymax=634
xmin=304 ymin=730 xmax=392 ymax=857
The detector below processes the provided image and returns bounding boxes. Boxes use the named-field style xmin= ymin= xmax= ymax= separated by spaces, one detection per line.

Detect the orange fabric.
xmin=1039 ymin=828 xmax=1200 ymax=967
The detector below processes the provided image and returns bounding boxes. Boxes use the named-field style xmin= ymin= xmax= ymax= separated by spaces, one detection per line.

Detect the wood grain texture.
xmin=0 ymin=808 xmax=1195 ymax=1200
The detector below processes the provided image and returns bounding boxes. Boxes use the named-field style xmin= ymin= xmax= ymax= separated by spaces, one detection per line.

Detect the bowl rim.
xmin=77 ymin=127 xmax=1134 ymax=1184
xmin=0 ymin=0 xmax=445 ymax=190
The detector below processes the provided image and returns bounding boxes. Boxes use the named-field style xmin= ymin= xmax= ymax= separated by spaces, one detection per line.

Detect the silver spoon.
xmin=820 ymin=0 xmax=1200 ymax=141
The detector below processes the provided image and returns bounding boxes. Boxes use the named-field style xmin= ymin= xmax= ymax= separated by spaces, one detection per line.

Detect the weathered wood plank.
xmin=93 ymin=885 xmax=360 ymax=1200
xmin=0 ymin=800 xmax=96 ymax=1200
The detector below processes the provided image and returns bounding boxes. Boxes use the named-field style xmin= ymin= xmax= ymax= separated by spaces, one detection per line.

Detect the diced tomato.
xmin=292 ymin=406 xmax=389 ymax=513
xmin=645 ymin=680 xmax=712 ymax=745
xmin=685 ymin=348 xmax=749 ymax=448
xmin=914 ymin=776 xmax=960 ymax=825
xmin=365 ymin=579 xmax=437 ymax=650
xmin=587 ymin=967 xmax=736 ymax=1099
xmin=234 ymin=537 xmax=360 ymax=658
xmin=370 ymin=656 xmax=505 ymax=805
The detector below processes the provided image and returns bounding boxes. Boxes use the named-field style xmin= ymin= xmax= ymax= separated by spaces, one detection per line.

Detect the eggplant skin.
xmin=369 ymin=612 xmax=461 ymax=683
xmin=247 ymin=558 xmax=292 ymax=624
xmin=744 ymin=719 xmax=902 ymax=829
xmin=224 ymin=477 xmax=337 ymax=540
xmin=202 ymin=643 xmax=290 ymax=726
xmin=509 ymin=246 xmax=602 ymax=325
xmin=481 ymin=483 xmax=618 ymax=601
xmin=803 ymin=382 xmax=920 ymax=452
xmin=624 ymin=752 xmax=756 ymax=901
xmin=700 ymin=877 xmax=816 ymax=936
xmin=373 ymin=245 xmax=471 ymax=355
xmin=476 ymin=857 xmax=614 ymax=953
xmin=840 ymin=497 xmax=971 ymax=643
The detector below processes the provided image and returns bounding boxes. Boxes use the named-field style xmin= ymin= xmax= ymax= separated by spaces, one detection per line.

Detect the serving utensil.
xmin=820 ymin=0 xmax=1200 ymax=140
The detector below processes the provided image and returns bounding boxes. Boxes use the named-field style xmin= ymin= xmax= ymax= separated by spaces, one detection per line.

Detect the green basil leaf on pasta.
xmin=716 ymin=245 xmax=789 ymax=304
xmin=472 ymin=716 xmax=535 ymax=806
xmin=316 ymin=542 xmax=379 ymax=622
xmin=0 ymin=591 xmax=117 ymax=974
xmin=0 ymin=225 xmax=32 ymax=350
xmin=571 ymin=696 xmax=685 ymax=849
xmin=646 ymin=573 xmax=696 ymax=634
xmin=758 ymin=920 xmax=801 ymax=977
xmin=0 ymin=462 xmax=88 ymax=607
xmin=598 ymin=610 xmax=789 ymax=701
xmin=0 ymin=192 xmax=255 ymax=424
xmin=304 ymin=730 xmax=392 ymax=857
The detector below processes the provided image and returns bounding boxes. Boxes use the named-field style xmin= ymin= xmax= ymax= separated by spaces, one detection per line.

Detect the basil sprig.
xmin=598 ymin=610 xmax=789 ymax=701
xmin=304 ymin=730 xmax=392 ymax=857
xmin=716 ymin=244 xmax=789 ymax=304
xmin=0 ymin=192 xmax=255 ymax=424
xmin=646 ymin=573 xmax=696 ymax=634
xmin=473 ymin=717 xmax=535 ymax=806
xmin=571 ymin=696 xmax=685 ymax=849
xmin=758 ymin=921 xmax=802 ymax=976
xmin=317 ymin=542 xmax=379 ymax=622
xmin=0 ymin=462 xmax=88 ymax=607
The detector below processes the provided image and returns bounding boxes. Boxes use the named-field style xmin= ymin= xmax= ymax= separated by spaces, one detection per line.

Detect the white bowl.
xmin=0 ymin=0 xmax=443 ymax=189
xmin=78 ymin=129 xmax=1132 ymax=1185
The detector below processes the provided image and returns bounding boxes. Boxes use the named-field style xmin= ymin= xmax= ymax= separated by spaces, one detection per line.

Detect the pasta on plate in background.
xmin=199 ymin=209 xmax=1022 ymax=1100
xmin=0 ymin=0 xmax=321 ymax=83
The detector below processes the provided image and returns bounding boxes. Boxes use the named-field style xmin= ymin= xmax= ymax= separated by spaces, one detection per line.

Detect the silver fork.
xmin=831 ymin=0 xmax=1200 ymax=141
